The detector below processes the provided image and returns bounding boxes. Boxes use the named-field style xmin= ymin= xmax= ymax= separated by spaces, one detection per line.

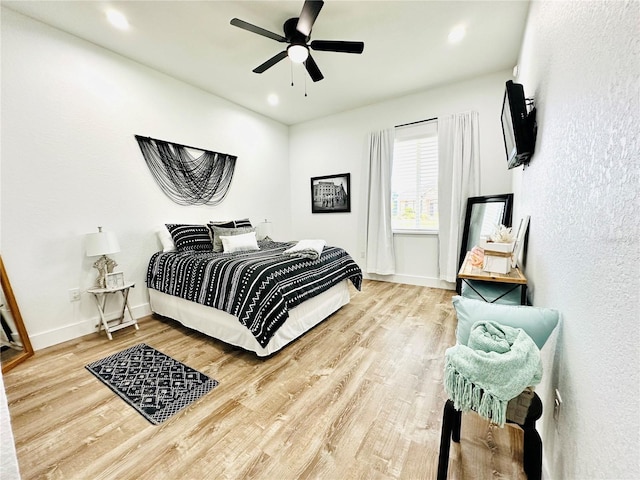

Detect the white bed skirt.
xmin=148 ymin=280 xmax=351 ymax=357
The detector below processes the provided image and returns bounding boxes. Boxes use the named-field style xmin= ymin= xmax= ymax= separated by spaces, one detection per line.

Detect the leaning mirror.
xmin=456 ymin=194 xmax=514 ymax=293
xmin=1 ymin=255 xmax=34 ymax=372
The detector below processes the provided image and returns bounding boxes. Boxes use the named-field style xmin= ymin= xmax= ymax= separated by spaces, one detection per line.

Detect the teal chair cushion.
xmin=452 ymin=295 xmax=559 ymax=349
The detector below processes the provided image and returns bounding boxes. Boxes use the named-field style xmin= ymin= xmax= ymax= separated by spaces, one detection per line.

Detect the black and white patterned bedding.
xmin=146 ymin=240 xmax=362 ymax=347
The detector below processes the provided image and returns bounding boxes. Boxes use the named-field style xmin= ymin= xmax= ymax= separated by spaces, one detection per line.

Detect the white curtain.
xmin=438 ymin=111 xmax=481 ymax=283
xmin=365 ymin=129 xmax=396 ymax=275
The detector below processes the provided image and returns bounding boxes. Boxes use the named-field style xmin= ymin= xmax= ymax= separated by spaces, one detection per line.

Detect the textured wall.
xmin=514 ymin=1 xmax=639 ymax=478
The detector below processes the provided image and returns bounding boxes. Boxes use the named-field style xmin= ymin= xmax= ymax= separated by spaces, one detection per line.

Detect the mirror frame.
xmin=1 ymin=255 xmax=34 ymax=373
xmin=456 ymin=193 xmax=514 ymax=293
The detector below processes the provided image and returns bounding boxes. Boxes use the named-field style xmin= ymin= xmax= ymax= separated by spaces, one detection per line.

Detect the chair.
xmin=437 ymin=390 xmax=543 ymax=480
xmin=437 ymin=297 xmax=560 ymax=479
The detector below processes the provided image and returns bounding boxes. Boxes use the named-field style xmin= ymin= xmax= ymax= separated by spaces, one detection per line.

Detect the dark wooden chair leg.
xmin=437 ymin=400 xmax=457 ymax=480
xmin=438 ymin=394 xmax=542 ymax=479
xmin=452 ymin=407 xmax=462 ymax=443
xmin=520 ymin=393 xmax=543 ymax=480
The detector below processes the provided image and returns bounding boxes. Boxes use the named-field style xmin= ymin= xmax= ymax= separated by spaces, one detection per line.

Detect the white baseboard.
xmin=29 ymin=302 xmax=152 ymax=351
xmin=364 ymin=273 xmax=455 ymax=290
xmin=29 ymin=275 xmax=454 ymax=351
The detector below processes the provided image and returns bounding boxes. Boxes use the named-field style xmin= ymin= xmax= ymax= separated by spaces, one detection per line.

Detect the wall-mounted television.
xmin=501 ymin=80 xmax=537 ymax=169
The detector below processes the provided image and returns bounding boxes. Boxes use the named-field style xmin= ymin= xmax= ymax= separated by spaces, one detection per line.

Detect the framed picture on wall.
xmin=310 ymin=173 xmax=351 ymax=213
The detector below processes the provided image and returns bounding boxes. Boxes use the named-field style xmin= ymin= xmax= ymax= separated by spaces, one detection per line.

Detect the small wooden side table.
xmin=87 ymin=282 xmax=138 ymax=340
xmin=457 ymin=252 xmax=528 ymax=305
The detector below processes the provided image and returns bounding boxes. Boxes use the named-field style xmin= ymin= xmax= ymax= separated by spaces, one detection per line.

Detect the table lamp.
xmin=86 ymin=227 xmax=120 ymax=288
xmin=256 ymin=219 xmax=273 ymax=241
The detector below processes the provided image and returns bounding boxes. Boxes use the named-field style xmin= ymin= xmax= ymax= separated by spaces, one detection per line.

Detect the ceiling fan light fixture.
xmin=231 ymin=0 xmax=363 ymax=82
xmin=287 ymin=44 xmax=309 ymax=64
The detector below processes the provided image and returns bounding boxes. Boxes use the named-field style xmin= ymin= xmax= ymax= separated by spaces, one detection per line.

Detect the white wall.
xmin=513 ymin=1 xmax=639 ymax=478
xmin=289 ymin=71 xmax=514 ymax=288
xmin=0 ymin=9 xmax=291 ymax=349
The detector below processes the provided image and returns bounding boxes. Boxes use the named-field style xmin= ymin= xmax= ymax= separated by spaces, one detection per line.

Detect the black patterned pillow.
xmin=207 ymin=225 xmax=256 ymax=252
xmin=165 ymin=224 xmax=213 ymax=252
xmin=209 ymin=218 xmax=252 ymax=228
xmin=209 ymin=220 xmax=236 ymax=228
xmin=233 ymin=218 xmax=252 ymax=227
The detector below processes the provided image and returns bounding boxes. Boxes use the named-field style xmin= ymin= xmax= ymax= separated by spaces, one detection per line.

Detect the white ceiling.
xmin=3 ymin=0 xmax=530 ymax=125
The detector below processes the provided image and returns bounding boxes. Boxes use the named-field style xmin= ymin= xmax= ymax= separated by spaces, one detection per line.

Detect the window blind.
xmin=391 ymin=120 xmax=439 ymax=231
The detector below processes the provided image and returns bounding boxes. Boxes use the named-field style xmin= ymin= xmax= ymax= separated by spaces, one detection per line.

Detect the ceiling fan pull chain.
xmin=290 ymin=61 xmax=294 ymax=87
xmin=304 ymin=70 xmax=308 ymax=97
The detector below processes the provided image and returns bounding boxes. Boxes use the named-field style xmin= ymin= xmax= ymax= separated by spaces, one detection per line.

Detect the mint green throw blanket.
xmin=444 ymin=320 xmax=542 ymax=426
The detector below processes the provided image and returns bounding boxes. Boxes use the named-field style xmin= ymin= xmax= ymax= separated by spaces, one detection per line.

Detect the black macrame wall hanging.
xmin=135 ymin=135 xmax=237 ymax=206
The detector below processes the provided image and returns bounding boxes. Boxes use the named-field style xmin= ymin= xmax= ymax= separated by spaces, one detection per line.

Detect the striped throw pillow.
xmin=165 ymin=224 xmax=213 ymax=252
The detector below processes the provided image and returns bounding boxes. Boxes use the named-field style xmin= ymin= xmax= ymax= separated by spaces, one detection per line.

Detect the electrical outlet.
xmin=68 ymin=288 xmax=81 ymax=302
xmin=553 ymin=388 xmax=563 ymax=422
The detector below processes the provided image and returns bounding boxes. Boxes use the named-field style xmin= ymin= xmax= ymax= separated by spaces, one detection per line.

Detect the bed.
xmin=146 ymin=234 xmax=362 ymax=357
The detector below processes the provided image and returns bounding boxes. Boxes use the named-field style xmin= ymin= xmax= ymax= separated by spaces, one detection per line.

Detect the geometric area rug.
xmin=85 ymin=343 xmax=219 ymax=425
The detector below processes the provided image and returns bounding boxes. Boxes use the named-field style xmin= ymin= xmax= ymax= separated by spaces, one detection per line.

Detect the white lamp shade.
xmin=256 ymin=220 xmax=273 ymax=240
xmin=86 ymin=229 xmax=120 ymax=257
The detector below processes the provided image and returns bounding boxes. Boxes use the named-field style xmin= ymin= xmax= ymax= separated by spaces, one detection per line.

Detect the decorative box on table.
xmin=481 ymin=240 xmax=514 ymax=274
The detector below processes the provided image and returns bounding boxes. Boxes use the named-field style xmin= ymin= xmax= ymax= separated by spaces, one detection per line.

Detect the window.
xmin=391 ymin=120 xmax=438 ymax=231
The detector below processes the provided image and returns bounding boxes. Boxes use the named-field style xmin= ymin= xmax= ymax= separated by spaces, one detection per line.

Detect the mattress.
xmin=149 ymin=280 xmax=351 ymax=356
xmin=146 ymin=240 xmax=362 ymax=348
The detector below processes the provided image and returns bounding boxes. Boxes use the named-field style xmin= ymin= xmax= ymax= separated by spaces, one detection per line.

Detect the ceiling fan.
xmin=230 ymin=0 xmax=364 ymax=82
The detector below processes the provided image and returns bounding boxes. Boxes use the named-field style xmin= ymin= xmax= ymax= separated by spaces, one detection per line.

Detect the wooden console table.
xmin=458 ymin=252 xmax=528 ymax=305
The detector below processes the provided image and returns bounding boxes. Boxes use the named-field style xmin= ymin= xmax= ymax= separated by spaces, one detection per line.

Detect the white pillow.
xmin=220 ymin=231 xmax=259 ymax=253
xmin=156 ymin=226 xmax=176 ymax=252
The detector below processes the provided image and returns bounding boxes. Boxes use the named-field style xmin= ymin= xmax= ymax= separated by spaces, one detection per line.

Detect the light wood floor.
xmin=3 ymin=280 xmax=527 ymax=479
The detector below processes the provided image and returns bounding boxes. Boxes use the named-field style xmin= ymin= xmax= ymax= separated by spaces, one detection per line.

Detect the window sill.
xmin=392 ymin=229 xmax=438 ymax=236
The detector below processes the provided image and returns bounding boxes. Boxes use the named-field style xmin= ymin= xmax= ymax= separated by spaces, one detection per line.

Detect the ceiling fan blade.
xmin=253 ymin=51 xmax=288 ymax=73
xmin=230 ymin=18 xmax=286 ymax=43
xmin=296 ymin=0 xmax=324 ymax=37
xmin=304 ymin=55 xmax=324 ymax=82
xmin=310 ymin=40 xmax=364 ymax=54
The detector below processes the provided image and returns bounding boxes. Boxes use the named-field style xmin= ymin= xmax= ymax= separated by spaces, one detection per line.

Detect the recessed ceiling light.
xmin=448 ymin=24 xmax=466 ymax=44
xmin=267 ymin=94 xmax=279 ymax=106
xmin=106 ymin=9 xmax=129 ymax=30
